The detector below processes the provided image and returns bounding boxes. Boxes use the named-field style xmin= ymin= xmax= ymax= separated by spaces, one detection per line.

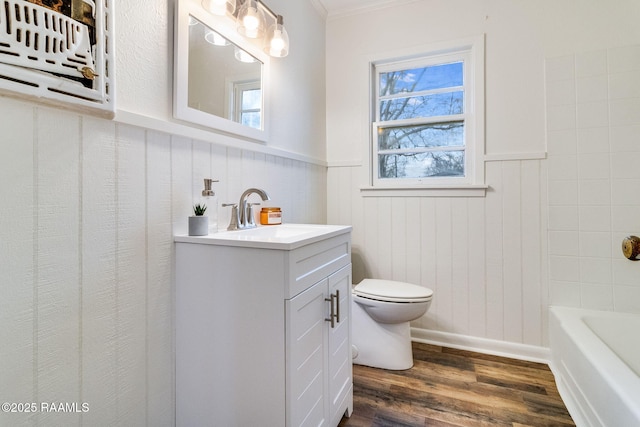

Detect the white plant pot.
xmin=188 ymin=216 xmax=208 ymax=236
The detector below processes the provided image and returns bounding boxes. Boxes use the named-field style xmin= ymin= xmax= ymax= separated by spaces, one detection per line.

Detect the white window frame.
xmin=232 ymin=80 xmax=262 ymax=129
xmin=366 ymin=36 xmax=486 ymax=195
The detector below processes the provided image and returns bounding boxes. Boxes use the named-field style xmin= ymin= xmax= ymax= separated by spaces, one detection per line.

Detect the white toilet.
xmin=351 ymin=279 xmax=433 ymax=370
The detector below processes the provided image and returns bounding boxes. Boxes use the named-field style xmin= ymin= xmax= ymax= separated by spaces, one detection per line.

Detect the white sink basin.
xmin=175 ymin=223 xmax=352 ymax=250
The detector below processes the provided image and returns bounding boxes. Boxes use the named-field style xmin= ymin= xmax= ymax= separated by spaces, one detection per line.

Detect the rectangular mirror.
xmin=174 ymin=0 xmax=269 ymax=142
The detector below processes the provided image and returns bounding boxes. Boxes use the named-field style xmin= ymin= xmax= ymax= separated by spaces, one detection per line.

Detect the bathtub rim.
xmin=549 ymin=306 xmax=640 ymax=427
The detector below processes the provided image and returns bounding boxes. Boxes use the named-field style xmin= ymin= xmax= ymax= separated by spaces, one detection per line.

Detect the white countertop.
xmin=174 ymin=223 xmax=352 ymax=250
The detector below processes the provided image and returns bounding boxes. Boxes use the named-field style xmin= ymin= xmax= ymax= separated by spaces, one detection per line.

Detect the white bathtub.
xmin=549 ymin=306 xmax=640 ymax=427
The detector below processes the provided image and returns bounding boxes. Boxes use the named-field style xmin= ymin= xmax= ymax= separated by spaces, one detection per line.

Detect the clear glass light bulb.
xmin=243 ymin=8 xmax=260 ymax=34
xmin=270 ymin=29 xmax=285 ymax=52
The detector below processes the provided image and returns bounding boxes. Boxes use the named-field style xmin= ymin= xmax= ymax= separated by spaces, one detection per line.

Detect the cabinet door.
xmin=327 ymin=264 xmax=353 ymax=425
xmin=286 ymin=279 xmax=328 ymax=427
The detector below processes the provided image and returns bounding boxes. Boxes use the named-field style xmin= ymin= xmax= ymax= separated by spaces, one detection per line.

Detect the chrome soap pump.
xmin=201 ymin=178 xmax=219 ymax=234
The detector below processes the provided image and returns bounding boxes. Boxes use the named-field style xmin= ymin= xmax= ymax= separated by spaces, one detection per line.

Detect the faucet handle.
xmin=222 ymin=203 xmax=239 ymax=230
xmin=247 ymin=203 xmax=261 ymax=227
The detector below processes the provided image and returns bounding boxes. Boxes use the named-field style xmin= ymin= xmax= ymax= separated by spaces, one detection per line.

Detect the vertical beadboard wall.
xmin=0 ymin=99 xmax=326 ymax=426
xmin=327 ymin=159 xmax=549 ymax=348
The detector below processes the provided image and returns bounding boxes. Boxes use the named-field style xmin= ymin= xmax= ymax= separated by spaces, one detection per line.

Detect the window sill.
xmin=360 ymin=184 xmax=488 ymax=197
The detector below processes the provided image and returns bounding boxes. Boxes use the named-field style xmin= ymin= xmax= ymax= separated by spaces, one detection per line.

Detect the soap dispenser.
xmin=201 ymin=178 xmax=219 ymax=234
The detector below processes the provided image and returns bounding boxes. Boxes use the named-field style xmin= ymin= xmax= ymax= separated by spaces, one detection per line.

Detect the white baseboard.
xmin=411 ymin=327 xmax=551 ymax=364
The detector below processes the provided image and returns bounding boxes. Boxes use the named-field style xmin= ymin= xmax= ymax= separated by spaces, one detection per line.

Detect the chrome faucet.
xmin=226 ymin=188 xmax=270 ymax=230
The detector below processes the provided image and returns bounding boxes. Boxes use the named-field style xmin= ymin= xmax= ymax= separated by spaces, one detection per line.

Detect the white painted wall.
xmin=326 ymin=0 xmax=640 ymax=350
xmin=0 ymin=0 xmax=326 ymax=425
xmin=117 ymin=0 xmax=327 ymax=160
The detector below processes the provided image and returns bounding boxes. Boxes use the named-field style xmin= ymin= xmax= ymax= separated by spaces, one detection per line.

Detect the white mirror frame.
xmin=174 ymin=0 xmax=270 ymax=143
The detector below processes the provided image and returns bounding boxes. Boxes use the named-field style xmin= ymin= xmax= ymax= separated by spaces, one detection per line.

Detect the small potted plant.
xmin=188 ymin=204 xmax=208 ymax=236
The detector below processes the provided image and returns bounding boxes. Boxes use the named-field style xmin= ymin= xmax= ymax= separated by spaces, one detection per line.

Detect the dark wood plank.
xmin=339 ymin=342 xmax=575 ymax=427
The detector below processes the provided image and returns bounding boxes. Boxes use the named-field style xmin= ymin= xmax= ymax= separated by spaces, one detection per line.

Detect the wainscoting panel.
xmin=0 ymin=98 xmax=328 ymax=426
xmin=327 ymin=159 xmax=548 ymax=348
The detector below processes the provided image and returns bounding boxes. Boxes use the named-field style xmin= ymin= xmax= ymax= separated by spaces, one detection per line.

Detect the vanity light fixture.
xmin=201 ymin=0 xmax=289 ymax=58
xmin=202 ymin=0 xmax=236 ymax=16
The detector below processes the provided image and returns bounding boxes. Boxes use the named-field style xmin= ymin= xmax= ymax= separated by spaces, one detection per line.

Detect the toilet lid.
xmin=354 ymin=279 xmax=433 ymax=303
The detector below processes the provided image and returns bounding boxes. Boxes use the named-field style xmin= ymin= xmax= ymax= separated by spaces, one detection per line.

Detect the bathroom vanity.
xmin=175 ymin=224 xmax=353 ymax=426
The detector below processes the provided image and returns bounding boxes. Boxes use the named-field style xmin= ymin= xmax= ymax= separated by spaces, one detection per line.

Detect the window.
xmin=370 ymin=37 xmax=484 ymax=191
xmin=231 ymin=80 xmax=262 ymax=130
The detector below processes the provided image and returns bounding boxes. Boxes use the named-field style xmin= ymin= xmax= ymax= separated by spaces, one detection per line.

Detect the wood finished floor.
xmin=339 ymin=342 xmax=575 ymax=427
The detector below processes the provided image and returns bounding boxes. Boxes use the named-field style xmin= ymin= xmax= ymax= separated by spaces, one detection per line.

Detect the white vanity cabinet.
xmin=286 ymin=264 xmax=352 ymax=427
xmin=175 ymin=225 xmax=353 ymax=427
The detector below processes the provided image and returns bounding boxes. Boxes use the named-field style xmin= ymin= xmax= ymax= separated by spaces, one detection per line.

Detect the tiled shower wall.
xmin=546 ymin=44 xmax=640 ymax=313
xmin=0 ymin=98 xmax=326 ymax=426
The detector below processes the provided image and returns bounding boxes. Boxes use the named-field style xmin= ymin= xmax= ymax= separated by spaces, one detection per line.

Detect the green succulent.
xmin=193 ymin=204 xmax=207 ymax=216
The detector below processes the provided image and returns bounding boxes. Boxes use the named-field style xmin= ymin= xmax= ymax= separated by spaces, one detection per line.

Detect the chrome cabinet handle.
xmin=325 ymin=290 xmax=340 ymax=328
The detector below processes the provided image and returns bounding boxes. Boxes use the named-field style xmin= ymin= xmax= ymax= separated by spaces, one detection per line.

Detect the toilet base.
xmin=351 ymin=300 xmax=414 ymax=370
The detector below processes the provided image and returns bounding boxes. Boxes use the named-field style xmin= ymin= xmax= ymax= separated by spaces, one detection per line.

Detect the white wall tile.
xmin=610 ymin=98 xmax=640 ymax=126
xmin=577 ymin=127 xmax=609 ymax=153
xmin=613 ymin=258 xmax=640 ymax=286
xmin=548 ymin=205 xmax=579 ymax=231
xmin=578 ymin=154 xmax=610 ymax=180
xmin=579 ymin=206 xmax=611 ymax=231
xmin=580 ymin=257 xmax=612 ymax=284
xmin=611 ymin=152 xmax=640 ymax=179
xmin=578 ymin=179 xmax=611 ymax=205
xmin=576 ymin=101 xmax=609 ymax=129
xmin=611 ymin=205 xmax=640 ymax=232
xmin=546 ymin=104 xmax=576 ymax=131
xmin=546 ymin=79 xmax=576 ymax=106
xmin=549 ymin=256 xmax=580 ymax=282
xmin=614 ymin=285 xmax=640 ymax=313
xmin=610 ymin=124 xmax=640 ymax=152
xmin=609 ymin=71 xmax=640 ymax=99
xmin=581 ymin=283 xmax=613 ymax=310
xmin=548 ymin=155 xmax=578 ymax=180
xmin=611 ymin=179 xmax=640 ymax=204
xmin=548 ymin=180 xmax=578 ymax=205
xmin=580 ymin=232 xmax=612 ymax=258
xmin=549 ymin=231 xmax=580 ymax=255
xmin=608 ymin=45 xmax=640 ymax=73
xmin=545 ymin=55 xmax=575 ymax=82
xmin=549 ymin=281 xmax=581 ymax=306
xmin=547 ymin=129 xmax=577 ymax=156
xmin=576 ymin=75 xmax=608 ymax=103
xmin=575 ymin=49 xmax=607 ymax=77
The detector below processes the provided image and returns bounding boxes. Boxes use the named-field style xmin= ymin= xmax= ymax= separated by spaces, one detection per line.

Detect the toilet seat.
xmin=354 ymin=279 xmax=433 ymax=303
